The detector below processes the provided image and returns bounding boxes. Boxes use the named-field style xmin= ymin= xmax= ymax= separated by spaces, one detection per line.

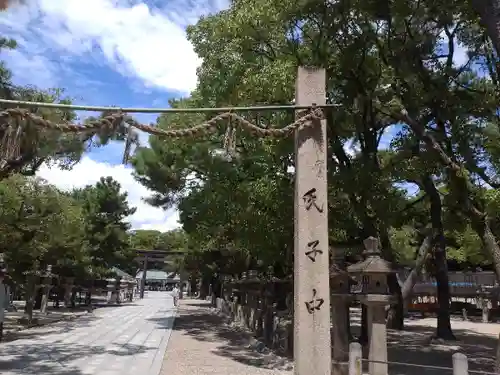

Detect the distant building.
xmin=135 ymin=270 xmax=180 ymax=290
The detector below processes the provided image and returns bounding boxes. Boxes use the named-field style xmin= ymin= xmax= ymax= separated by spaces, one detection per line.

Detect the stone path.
xmin=0 ymin=292 xmax=176 ymax=375
xmin=161 ymin=299 xmax=292 ymax=375
xmin=4 ymin=308 xmax=90 ymax=337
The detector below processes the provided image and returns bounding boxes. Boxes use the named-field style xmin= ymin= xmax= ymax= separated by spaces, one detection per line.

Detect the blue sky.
xmin=0 ymin=0 xmax=228 ymax=231
xmin=0 ymin=0 xmax=470 ymax=231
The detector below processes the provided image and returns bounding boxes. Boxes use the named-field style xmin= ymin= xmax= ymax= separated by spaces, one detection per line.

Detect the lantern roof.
xmin=347 ymin=237 xmax=393 ymax=274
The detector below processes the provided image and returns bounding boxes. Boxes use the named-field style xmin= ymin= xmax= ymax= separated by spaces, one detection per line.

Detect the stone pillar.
xmin=294 ymin=66 xmax=331 ymax=375
xmin=366 ymin=299 xmax=389 ymax=375
xmin=179 ymin=273 xmax=184 ymax=300
xmin=119 ymin=277 xmax=128 ymax=304
xmin=140 ymin=256 xmax=148 ymax=299
xmin=63 ymin=277 xmax=75 ymax=308
xmin=40 ymin=265 xmax=52 ymax=314
xmin=106 ymin=278 xmax=116 ymax=304
xmin=128 ymin=281 xmax=134 ymax=302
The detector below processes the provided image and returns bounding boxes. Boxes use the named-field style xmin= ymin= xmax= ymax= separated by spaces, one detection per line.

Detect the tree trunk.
xmin=395 ymin=113 xmax=500 ymax=280
xmin=199 ymin=276 xmax=210 ymax=299
xmin=189 ymin=276 xmax=197 ymax=296
xmin=470 ymin=0 xmax=500 ymax=56
xmin=422 ymin=174 xmax=455 ymax=340
xmin=380 ymin=230 xmax=404 ymax=330
xmin=23 ymin=275 xmax=36 ymax=324
xmin=85 ymin=290 xmax=92 ymax=306
xmin=401 ymin=235 xmax=433 ymax=302
xmin=34 ymin=286 xmax=43 ymax=310
xmin=70 ymin=289 xmax=77 ymax=308
xmin=386 ymin=274 xmax=404 ymax=329
xmin=471 ymin=217 xmax=500 ymax=280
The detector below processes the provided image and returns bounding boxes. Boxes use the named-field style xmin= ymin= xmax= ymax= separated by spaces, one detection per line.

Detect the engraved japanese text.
xmin=305 ymin=240 xmax=323 ymax=262
xmin=302 ymin=188 xmax=324 ymax=212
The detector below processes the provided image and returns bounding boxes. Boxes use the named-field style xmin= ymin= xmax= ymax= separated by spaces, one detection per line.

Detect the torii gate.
xmin=135 ymin=249 xmax=185 ymax=298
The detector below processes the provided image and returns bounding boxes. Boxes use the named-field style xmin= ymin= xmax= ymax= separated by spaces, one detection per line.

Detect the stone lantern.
xmin=347 ymin=237 xmax=392 ymax=296
xmin=347 ymin=236 xmax=393 ymax=375
xmin=127 ymin=279 xmax=135 ymax=302
xmin=40 ymin=265 xmax=54 ymax=314
xmin=106 ymin=276 xmax=118 ymax=304
xmin=119 ymin=277 xmax=129 ymax=303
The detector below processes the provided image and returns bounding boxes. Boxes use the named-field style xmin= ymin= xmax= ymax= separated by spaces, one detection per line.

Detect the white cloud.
xmin=0 ymin=0 xmax=229 ymax=93
xmin=0 ymin=0 xmax=230 ymax=231
xmin=36 ymin=156 xmax=181 ymax=232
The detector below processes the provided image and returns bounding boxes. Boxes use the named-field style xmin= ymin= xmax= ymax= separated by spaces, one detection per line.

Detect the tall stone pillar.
xmin=294 ymin=67 xmax=331 ymax=375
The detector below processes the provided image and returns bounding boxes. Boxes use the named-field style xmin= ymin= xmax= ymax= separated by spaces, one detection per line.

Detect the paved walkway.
xmin=161 ymin=299 xmax=292 ymax=375
xmin=0 ymin=292 xmax=176 ymax=375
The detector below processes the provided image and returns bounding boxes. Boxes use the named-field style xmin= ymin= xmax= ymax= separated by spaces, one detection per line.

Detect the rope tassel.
xmin=0 ymin=121 xmax=22 ymax=161
xmin=223 ymin=115 xmax=237 ymax=158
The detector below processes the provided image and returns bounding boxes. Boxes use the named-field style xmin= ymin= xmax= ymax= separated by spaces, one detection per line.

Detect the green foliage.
xmin=1 ymin=0 xmax=499 ymax=287
xmin=132 ymin=0 xmax=500 ymax=276
xmin=0 ymin=175 xmax=88 ymax=282
xmin=0 ymin=174 xmax=143 ymax=283
xmin=72 ymin=176 xmax=136 ymax=276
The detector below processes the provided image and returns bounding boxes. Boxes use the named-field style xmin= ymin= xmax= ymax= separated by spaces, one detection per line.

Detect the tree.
xmin=73 ymin=176 xmax=136 ymax=276
xmin=469 ymin=0 xmax=500 ymax=55
xmin=131 ymin=0 xmax=500 ymax=343
xmin=129 ymin=230 xmax=164 ymax=250
xmin=0 ymin=175 xmax=88 ymax=321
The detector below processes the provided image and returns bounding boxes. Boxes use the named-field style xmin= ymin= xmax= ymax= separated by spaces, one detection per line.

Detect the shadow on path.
xmin=3 ymin=314 xmax=101 ymax=343
xmin=3 ymin=302 xmax=139 ymax=343
xmin=0 ymin=334 xmax=157 ymax=375
xmin=149 ymin=300 xmax=290 ymax=370
xmin=155 ymin=300 xmax=498 ymax=375
xmin=348 ymin=321 xmax=498 ymax=375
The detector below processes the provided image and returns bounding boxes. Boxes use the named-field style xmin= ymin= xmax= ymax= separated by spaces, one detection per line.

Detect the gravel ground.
xmin=160 ymin=299 xmax=292 ymax=375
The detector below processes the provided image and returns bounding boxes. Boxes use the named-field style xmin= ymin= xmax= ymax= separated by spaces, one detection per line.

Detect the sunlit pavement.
xmin=0 ymin=292 xmax=176 ymax=375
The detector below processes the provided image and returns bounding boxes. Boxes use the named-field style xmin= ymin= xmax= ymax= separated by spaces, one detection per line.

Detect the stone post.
xmin=115 ymin=276 xmax=123 ymax=304
xmin=366 ymin=297 xmax=388 ymax=375
xmin=128 ymin=281 xmax=134 ymax=302
xmin=140 ymin=256 xmax=148 ymax=299
xmin=106 ymin=278 xmax=116 ymax=304
xmin=348 ymin=342 xmax=362 ymax=375
xmin=40 ymin=265 xmax=52 ymax=314
xmin=294 ymin=66 xmax=331 ymax=375
xmin=179 ymin=273 xmax=184 ymax=300
xmin=63 ymin=277 xmax=75 ymax=308
xmin=119 ymin=277 xmax=128 ymax=304
xmin=452 ymin=353 xmax=468 ymax=375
